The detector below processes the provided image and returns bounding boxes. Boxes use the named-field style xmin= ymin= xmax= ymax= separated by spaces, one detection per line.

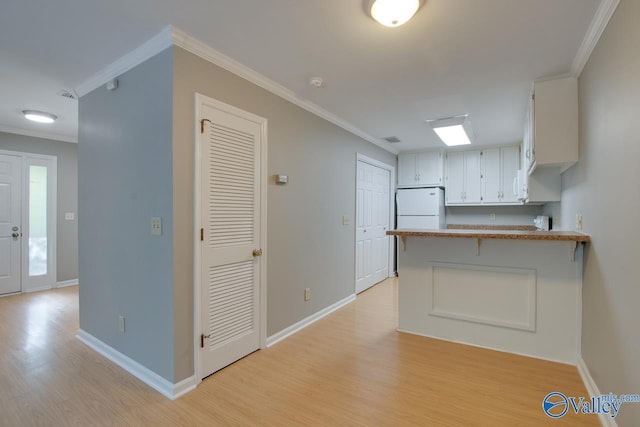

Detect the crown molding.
xmin=0 ymin=124 xmax=78 ymax=143
xmin=170 ymin=27 xmax=397 ymax=154
xmin=75 ymin=27 xmax=174 ymax=97
xmin=571 ymin=0 xmax=620 ymax=77
xmin=74 ymin=25 xmax=397 ymax=155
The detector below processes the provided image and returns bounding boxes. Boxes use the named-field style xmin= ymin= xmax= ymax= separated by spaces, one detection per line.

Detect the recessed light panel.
xmin=23 ymin=110 xmax=57 ymax=124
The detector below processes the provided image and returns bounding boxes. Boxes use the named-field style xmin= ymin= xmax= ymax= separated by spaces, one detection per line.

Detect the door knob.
xmin=12 ymin=233 xmax=19 ymax=239
xmin=252 ymin=249 xmax=263 ymax=257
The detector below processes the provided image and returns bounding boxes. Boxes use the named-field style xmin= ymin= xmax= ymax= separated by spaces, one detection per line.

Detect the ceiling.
xmin=0 ymin=0 xmax=604 ymax=151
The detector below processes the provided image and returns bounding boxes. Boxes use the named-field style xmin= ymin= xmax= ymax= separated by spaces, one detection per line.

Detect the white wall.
xmin=558 ymin=0 xmax=640 ymax=424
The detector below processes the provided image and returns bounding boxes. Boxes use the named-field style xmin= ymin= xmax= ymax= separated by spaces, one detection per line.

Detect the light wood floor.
xmin=0 ymin=279 xmax=599 ymax=426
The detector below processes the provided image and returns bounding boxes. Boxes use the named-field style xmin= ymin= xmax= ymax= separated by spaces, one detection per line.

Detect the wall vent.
xmin=383 ymin=136 xmax=401 ymax=143
xmin=58 ymin=90 xmax=77 ymax=100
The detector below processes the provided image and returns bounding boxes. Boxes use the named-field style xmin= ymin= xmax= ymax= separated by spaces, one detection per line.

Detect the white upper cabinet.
xmin=445 ymin=150 xmax=481 ymax=205
xmin=445 ymin=146 xmax=520 ymax=206
xmin=398 ymin=151 xmax=443 ymax=187
xmin=445 ymin=151 xmax=465 ymax=204
xmin=500 ymin=146 xmax=520 ymax=203
xmin=482 ymin=149 xmax=502 ymax=203
xmin=525 ymin=76 xmax=578 ymax=174
xmin=482 ymin=146 xmax=520 ymax=205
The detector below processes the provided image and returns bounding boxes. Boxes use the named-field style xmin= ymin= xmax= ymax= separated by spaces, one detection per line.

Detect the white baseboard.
xmin=266 ymin=293 xmax=356 ymax=347
xmin=577 ymin=358 xmax=617 ymax=427
xmin=56 ymin=279 xmax=79 ymax=288
xmin=76 ymin=329 xmax=197 ymax=400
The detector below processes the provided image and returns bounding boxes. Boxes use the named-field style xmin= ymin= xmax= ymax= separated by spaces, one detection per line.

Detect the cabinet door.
xmin=397 ymin=153 xmax=418 ymax=187
xmin=417 ymin=151 xmax=443 ymax=186
xmin=500 ymin=146 xmax=520 ymax=203
xmin=464 ymin=151 xmax=482 ymax=203
xmin=525 ymin=96 xmax=535 ymax=172
xmin=481 ymin=149 xmax=501 ymax=203
xmin=445 ymin=152 xmax=465 ymax=204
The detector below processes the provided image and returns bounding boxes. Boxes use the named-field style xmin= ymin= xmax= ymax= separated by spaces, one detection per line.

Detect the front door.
xmin=0 ymin=154 xmax=22 ymax=295
xmin=355 ymin=160 xmax=390 ymax=294
xmin=199 ymin=98 xmax=265 ymax=378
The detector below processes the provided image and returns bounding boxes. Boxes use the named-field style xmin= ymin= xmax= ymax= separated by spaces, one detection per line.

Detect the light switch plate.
xmin=342 ymin=215 xmax=350 ymax=225
xmin=151 ymin=217 xmax=162 ymax=236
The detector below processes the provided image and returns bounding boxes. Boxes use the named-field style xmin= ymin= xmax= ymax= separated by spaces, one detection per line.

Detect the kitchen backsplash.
xmin=445 ymin=205 xmax=543 ymax=226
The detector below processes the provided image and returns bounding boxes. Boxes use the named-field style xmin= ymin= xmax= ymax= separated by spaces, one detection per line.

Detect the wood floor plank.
xmin=0 ymin=280 xmax=599 ymax=426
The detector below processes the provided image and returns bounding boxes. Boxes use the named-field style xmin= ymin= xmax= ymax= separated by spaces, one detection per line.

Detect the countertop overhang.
xmin=386 ymin=229 xmax=590 ymax=243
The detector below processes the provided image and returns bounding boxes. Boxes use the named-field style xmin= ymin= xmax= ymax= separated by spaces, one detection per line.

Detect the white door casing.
xmin=195 ymin=95 xmax=267 ymax=379
xmin=0 ymin=154 xmax=22 ymax=295
xmin=355 ymin=157 xmax=392 ymax=294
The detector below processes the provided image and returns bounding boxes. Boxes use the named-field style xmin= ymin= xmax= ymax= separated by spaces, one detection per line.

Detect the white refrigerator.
xmin=396 ymin=188 xmax=445 ymax=229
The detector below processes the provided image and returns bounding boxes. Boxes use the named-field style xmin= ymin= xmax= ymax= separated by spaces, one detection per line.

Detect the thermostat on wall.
xmin=276 ymin=174 xmax=288 ymax=184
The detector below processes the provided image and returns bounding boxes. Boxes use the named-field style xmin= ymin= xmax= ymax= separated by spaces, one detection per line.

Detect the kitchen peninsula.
xmin=387 ymin=228 xmax=590 ymax=364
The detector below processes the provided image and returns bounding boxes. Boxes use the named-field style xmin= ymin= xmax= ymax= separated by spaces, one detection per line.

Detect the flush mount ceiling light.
xmin=22 ymin=110 xmax=57 ymax=124
xmin=368 ymin=0 xmax=424 ymax=27
xmin=427 ymin=115 xmax=474 ymax=147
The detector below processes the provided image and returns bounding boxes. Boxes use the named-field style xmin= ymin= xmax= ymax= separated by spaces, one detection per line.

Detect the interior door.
xmin=200 ymin=101 xmax=264 ymax=378
xmin=0 ymin=154 xmax=22 ymax=295
xmin=356 ymin=160 xmax=390 ymax=294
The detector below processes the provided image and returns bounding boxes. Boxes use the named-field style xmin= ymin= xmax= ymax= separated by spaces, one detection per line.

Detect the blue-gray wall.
xmin=0 ymin=132 xmax=78 ymax=282
xmin=555 ymin=0 xmax=640 ymax=424
xmin=78 ymin=48 xmax=175 ymax=381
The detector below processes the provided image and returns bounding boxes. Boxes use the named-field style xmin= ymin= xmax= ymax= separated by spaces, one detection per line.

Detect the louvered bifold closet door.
xmin=200 ymin=103 xmax=262 ymax=377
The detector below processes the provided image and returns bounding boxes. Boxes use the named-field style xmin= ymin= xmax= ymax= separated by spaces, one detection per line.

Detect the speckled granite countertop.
xmin=447 ymin=224 xmax=537 ymax=231
xmin=387 ymin=229 xmax=591 ymax=243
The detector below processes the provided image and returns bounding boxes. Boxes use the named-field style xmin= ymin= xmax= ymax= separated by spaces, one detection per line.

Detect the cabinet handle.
xmin=526 ymin=149 xmax=530 ymax=159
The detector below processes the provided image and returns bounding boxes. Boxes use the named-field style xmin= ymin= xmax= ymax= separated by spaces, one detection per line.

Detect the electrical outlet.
xmin=118 ymin=315 xmax=125 ymax=333
xmin=151 ymin=217 xmax=162 ymax=236
xmin=304 ymin=288 xmax=311 ymax=301
xmin=489 ymin=213 xmax=496 ymax=221
xmin=65 ymin=212 xmax=75 ymax=221
xmin=576 ymin=214 xmax=583 ymax=231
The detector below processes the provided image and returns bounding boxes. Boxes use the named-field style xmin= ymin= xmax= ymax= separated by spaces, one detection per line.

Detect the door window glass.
xmin=29 ymin=165 xmax=47 ymax=276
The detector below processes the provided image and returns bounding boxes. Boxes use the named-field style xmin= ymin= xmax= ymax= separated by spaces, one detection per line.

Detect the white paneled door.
xmin=355 ymin=160 xmax=390 ymax=294
xmin=0 ymin=154 xmax=21 ymax=295
xmin=199 ymin=99 xmax=266 ymax=378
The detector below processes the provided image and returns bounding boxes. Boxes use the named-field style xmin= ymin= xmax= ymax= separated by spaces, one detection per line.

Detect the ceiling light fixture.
xmin=22 ymin=110 xmax=57 ymax=124
xmin=368 ymin=0 xmax=424 ymax=28
xmin=427 ymin=115 xmax=474 ymax=147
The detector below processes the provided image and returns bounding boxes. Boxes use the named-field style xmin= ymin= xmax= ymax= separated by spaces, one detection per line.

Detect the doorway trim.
xmin=355 ymin=153 xmax=396 ymax=292
xmin=193 ymin=93 xmax=268 ymax=384
xmin=0 ymin=149 xmax=57 ymax=293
